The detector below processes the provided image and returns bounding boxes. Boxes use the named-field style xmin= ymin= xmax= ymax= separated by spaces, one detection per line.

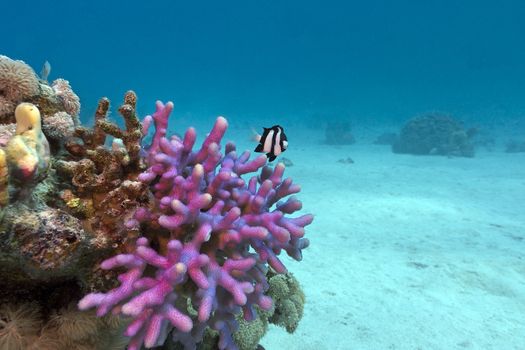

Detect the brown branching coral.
xmin=96 ymin=90 xmax=143 ymax=165
xmin=63 ymin=97 xmax=109 ymax=157
xmin=55 ymin=91 xmax=148 ymax=249
xmin=98 ymin=179 xmax=148 ymax=221
xmin=57 ymin=94 xmax=139 ymax=195
xmin=57 ymin=147 xmax=125 ymax=194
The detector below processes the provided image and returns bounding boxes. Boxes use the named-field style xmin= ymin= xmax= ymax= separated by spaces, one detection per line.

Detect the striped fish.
xmin=254 ymin=125 xmax=288 ymax=161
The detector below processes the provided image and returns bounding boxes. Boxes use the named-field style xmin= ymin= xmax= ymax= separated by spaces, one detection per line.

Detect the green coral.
xmin=267 ymin=271 xmax=305 ymax=334
xmin=233 ymin=308 xmax=271 ymax=350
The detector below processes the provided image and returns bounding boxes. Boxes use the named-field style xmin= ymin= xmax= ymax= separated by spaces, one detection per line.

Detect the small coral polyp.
xmin=79 ymin=101 xmax=313 ymax=350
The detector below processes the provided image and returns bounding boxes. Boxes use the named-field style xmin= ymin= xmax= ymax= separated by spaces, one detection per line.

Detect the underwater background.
xmin=4 ymin=0 xmax=525 ymax=127
xmin=1 ymin=0 xmax=525 ymax=349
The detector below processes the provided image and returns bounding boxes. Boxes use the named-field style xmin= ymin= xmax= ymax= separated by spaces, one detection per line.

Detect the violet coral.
xmin=79 ymin=101 xmax=313 ymax=349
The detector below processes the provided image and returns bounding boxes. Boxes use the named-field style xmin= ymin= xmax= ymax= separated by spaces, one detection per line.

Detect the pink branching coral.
xmin=79 ymin=102 xmax=313 ymax=350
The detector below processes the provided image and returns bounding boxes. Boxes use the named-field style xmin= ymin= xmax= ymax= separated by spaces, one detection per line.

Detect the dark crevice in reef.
xmin=0 ymin=277 xmax=83 ymax=313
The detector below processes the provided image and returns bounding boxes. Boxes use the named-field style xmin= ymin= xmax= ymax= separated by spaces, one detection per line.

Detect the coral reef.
xmin=0 ymin=57 xmax=152 ymax=349
xmin=0 ymin=54 xmax=313 ymax=350
xmin=0 ymin=56 xmax=80 ymax=129
xmin=79 ymin=101 xmax=313 ymax=350
xmin=324 ymin=121 xmax=355 ymax=145
xmin=392 ymin=113 xmax=475 ymax=157
xmin=56 ymin=91 xmax=148 ymax=250
xmin=0 ymin=101 xmax=101 ymax=296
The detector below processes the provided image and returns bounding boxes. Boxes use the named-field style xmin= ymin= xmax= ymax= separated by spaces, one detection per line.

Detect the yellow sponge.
xmin=6 ymin=103 xmax=50 ymax=182
xmin=15 ymin=102 xmax=42 ymax=135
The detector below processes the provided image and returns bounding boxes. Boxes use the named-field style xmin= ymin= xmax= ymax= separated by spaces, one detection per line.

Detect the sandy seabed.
xmin=242 ymin=131 xmax=525 ymax=350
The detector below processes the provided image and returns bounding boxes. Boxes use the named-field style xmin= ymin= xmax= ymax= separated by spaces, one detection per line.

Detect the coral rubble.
xmin=0 ymin=55 xmax=313 ymax=350
xmin=392 ymin=113 xmax=475 ymax=157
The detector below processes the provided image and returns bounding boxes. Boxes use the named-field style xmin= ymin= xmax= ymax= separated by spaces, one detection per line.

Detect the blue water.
xmin=3 ymin=0 xmax=525 ymax=126
xmin=2 ymin=1 xmax=525 ymax=349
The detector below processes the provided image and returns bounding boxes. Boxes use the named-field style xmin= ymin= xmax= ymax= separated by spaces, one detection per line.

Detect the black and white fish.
xmin=253 ymin=125 xmax=288 ymax=161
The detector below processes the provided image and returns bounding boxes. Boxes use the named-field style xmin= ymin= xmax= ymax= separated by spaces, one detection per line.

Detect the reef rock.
xmin=392 ymin=113 xmax=475 ymax=157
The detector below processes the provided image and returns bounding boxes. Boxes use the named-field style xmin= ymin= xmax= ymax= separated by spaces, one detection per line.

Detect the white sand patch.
xmin=227 ymin=129 xmax=525 ymax=350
